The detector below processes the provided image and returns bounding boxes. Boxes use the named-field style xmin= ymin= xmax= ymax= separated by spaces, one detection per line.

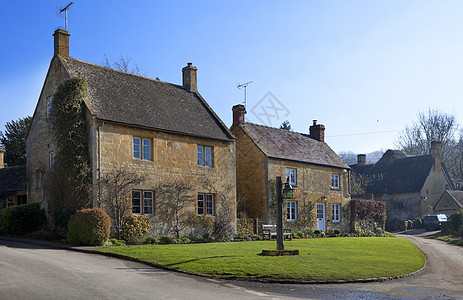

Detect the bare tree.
xmin=100 ymin=167 xmax=146 ymax=239
xmin=338 ymin=151 xmax=358 ymax=165
xmin=395 ymin=108 xmax=457 ymax=158
xmin=102 ymin=55 xmax=146 ymax=76
xmin=279 ymin=120 xmax=292 ymax=131
xmin=156 ymin=178 xmax=195 ymax=238
xmin=350 ymin=171 xmax=371 ymax=197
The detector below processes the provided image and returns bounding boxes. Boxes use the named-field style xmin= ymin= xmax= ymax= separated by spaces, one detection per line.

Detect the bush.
xmin=52 ymin=210 xmax=74 ymax=235
xmin=159 ymin=236 xmax=174 ymax=244
xmin=448 ymin=211 xmax=463 ymax=236
xmin=333 ymin=229 xmax=341 ymax=235
xmin=106 ymin=238 xmax=126 ymax=246
xmin=143 ymin=237 xmax=159 ymax=244
xmin=0 ymin=203 xmax=46 ymax=236
xmin=67 ymin=208 xmax=111 ymax=246
xmin=121 ymin=215 xmax=151 ymax=244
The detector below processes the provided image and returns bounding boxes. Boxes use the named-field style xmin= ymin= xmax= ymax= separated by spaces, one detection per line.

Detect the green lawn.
xmin=96 ymin=237 xmax=424 ymax=281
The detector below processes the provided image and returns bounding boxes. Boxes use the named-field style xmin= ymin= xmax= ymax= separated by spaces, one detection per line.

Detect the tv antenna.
xmin=60 ymin=2 xmax=74 ymax=31
xmin=237 ymin=81 xmax=253 ymax=111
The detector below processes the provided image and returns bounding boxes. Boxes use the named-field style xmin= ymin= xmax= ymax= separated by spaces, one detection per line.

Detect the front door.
xmin=317 ymin=203 xmax=326 ymax=232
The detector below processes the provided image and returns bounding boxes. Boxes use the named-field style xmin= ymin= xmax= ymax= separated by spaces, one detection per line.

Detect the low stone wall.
xmin=237 ymin=218 xmax=254 ymax=235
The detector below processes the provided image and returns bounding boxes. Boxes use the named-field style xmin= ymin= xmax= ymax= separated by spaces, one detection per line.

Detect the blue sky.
xmin=2 ymin=1 xmax=463 ymax=154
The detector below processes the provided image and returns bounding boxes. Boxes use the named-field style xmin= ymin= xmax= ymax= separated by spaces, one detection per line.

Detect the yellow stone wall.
xmin=231 ymin=125 xmax=268 ymax=219
xmin=420 ymin=163 xmax=451 ymax=217
xmin=94 ymin=121 xmax=236 ymax=237
xmin=268 ymin=159 xmax=351 ymax=232
xmin=27 ymin=56 xmax=70 ymax=210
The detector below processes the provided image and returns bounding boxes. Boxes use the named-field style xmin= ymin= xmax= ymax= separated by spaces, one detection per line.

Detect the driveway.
xmin=1 ymin=230 xmax=462 ymax=299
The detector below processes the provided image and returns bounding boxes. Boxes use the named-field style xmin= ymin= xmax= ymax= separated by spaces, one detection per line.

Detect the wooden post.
xmin=276 ymin=176 xmax=284 ymax=251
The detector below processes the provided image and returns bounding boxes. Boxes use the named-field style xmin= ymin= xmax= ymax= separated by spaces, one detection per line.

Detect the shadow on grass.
xmin=165 ymin=255 xmax=238 ymax=267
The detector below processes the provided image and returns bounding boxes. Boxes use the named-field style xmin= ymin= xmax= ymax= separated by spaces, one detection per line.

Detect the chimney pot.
xmin=182 ymin=62 xmax=198 ymax=92
xmin=232 ymin=104 xmax=246 ymax=126
xmin=53 ymin=29 xmax=70 ymax=57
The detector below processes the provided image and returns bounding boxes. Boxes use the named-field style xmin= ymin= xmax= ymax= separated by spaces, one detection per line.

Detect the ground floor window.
xmin=287 ymin=201 xmax=297 ymax=221
xmin=332 ymin=203 xmax=340 ymax=222
xmin=132 ymin=190 xmax=154 ymax=215
xmin=198 ymin=193 xmax=214 ymax=215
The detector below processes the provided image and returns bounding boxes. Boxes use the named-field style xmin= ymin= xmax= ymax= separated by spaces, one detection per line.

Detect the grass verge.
xmin=431 ymin=233 xmax=463 ymax=247
xmin=96 ymin=237 xmax=424 ymax=281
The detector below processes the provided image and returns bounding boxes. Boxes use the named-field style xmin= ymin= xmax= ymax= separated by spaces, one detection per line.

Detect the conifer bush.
xmin=67 ymin=208 xmax=111 ymax=246
xmin=0 ymin=203 xmax=46 ymax=236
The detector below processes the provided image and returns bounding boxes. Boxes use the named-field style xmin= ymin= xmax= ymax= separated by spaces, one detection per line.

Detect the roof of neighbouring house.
xmin=238 ymin=122 xmax=349 ymax=169
xmin=58 ymin=56 xmax=233 ymax=141
xmin=0 ymin=165 xmax=26 ymax=193
xmin=351 ymin=149 xmax=444 ymax=195
xmin=441 ymin=190 xmax=463 ymax=208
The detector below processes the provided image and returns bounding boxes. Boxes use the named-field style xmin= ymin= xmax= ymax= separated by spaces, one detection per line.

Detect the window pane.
xmin=206 ymin=194 xmax=214 ymax=215
xmin=332 ymin=204 xmax=340 ymax=222
xmin=143 ymin=191 xmax=153 ymax=215
xmin=143 ymin=139 xmax=151 ymax=160
xmin=205 ymin=147 xmax=212 ymax=167
xmin=197 ymin=146 xmax=204 ymax=166
xmin=133 ymin=137 xmax=141 ymax=159
xmin=287 ymin=201 xmax=296 ymax=221
xmin=132 ymin=190 xmax=141 ymax=214
xmin=197 ymin=193 xmax=204 ymax=215
xmin=331 ymin=174 xmax=340 ymax=189
xmin=46 ymin=97 xmax=52 ymax=118
xmin=286 ymin=168 xmax=296 ymax=185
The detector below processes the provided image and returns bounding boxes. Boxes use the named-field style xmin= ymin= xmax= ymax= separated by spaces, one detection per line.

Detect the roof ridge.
xmin=243 ymin=122 xmax=310 ymax=137
xmin=59 ymin=55 xmax=185 ymax=90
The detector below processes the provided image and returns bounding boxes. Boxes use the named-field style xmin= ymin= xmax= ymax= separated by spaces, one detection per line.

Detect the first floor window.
xmin=46 ymin=96 xmax=52 ymax=118
xmin=49 ymin=151 xmax=55 ymax=170
xmin=332 ymin=203 xmax=340 ymax=222
xmin=287 ymin=201 xmax=297 ymax=221
xmin=286 ymin=168 xmax=297 ymax=185
xmin=133 ymin=137 xmax=151 ymax=160
xmin=132 ymin=190 xmax=154 ymax=215
xmin=197 ymin=145 xmax=213 ymax=167
xmin=331 ymin=174 xmax=340 ymax=189
xmin=198 ymin=193 xmax=214 ymax=215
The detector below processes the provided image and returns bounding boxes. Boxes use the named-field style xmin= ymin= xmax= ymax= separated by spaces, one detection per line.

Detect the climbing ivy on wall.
xmin=49 ymin=77 xmax=92 ymax=211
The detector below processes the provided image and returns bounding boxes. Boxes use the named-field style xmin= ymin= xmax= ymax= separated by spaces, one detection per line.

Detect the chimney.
xmin=309 ymin=120 xmax=325 ymax=142
xmin=0 ymin=146 xmax=5 ymax=169
xmin=182 ymin=62 xmax=197 ymax=92
xmin=53 ymin=29 xmax=70 ymax=57
xmin=431 ymin=141 xmax=442 ymax=170
xmin=232 ymin=104 xmax=246 ymax=126
xmin=357 ymin=154 xmax=366 ymax=166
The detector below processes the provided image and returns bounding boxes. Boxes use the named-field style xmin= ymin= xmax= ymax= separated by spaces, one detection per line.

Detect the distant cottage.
xmin=26 ymin=29 xmax=236 ymax=237
xmin=350 ymin=142 xmax=453 ymax=226
xmin=231 ymin=105 xmax=351 ymax=233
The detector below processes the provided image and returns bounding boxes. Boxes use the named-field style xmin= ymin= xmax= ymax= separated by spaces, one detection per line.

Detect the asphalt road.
xmin=1 ymin=229 xmax=462 ymax=299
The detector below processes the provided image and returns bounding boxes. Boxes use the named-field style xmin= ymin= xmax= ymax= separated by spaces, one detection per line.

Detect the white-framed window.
xmin=46 ymin=96 xmax=52 ymax=119
xmin=331 ymin=174 xmax=340 ymax=189
xmin=132 ymin=190 xmax=154 ymax=215
xmin=197 ymin=145 xmax=213 ymax=167
xmin=49 ymin=151 xmax=55 ymax=170
xmin=332 ymin=203 xmax=340 ymax=222
xmin=287 ymin=201 xmax=297 ymax=221
xmin=133 ymin=137 xmax=151 ymax=160
xmin=286 ymin=168 xmax=297 ymax=185
xmin=197 ymin=193 xmax=214 ymax=215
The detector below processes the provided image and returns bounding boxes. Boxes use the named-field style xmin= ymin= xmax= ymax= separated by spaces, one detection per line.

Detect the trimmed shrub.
xmin=121 ymin=215 xmax=151 ymax=244
xmin=0 ymin=203 xmax=46 ymax=236
xmin=67 ymin=208 xmax=111 ymax=246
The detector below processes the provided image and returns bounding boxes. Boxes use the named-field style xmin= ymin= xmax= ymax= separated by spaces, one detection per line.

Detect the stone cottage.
xmin=350 ymin=142 xmax=453 ymax=225
xmin=230 ymin=105 xmax=351 ymax=233
xmin=26 ymin=29 xmax=236 ymax=237
xmin=0 ymin=147 xmax=27 ymax=210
